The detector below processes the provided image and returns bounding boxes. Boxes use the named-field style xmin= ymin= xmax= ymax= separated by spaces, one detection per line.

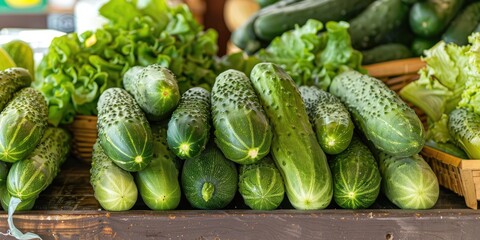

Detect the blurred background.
xmin=0 ymin=0 xmax=241 ymax=55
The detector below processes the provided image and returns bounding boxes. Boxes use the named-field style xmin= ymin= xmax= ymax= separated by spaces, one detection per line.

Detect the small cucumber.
xmin=299 ymin=85 xmax=354 ymax=155
xmin=90 ymin=141 xmax=138 ymax=211
xmin=330 ymin=136 xmax=381 ymax=209
xmin=0 ymin=87 xmax=48 ymax=163
xmin=330 ymin=70 xmax=425 ymax=157
xmin=238 ymin=156 xmax=285 ymax=210
xmin=409 ymin=0 xmax=464 ymax=37
xmin=361 ymin=44 xmax=413 ymax=65
xmin=181 ymin=144 xmax=238 ymax=210
xmin=167 ymin=87 xmax=211 ymax=160
xmin=97 ymin=87 xmax=153 ymax=172
xmin=442 ymin=2 xmax=480 ymax=45
xmin=0 ymin=67 xmax=32 ymax=113
xmin=136 ymin=125 xmax=181 ymax=210
xmin=349 ymin=0 xmax=410 ymax=50
xmin=123 ymin=64 xmax=180 ymax=121
xmin=212 ymin=69 xmax=272 ymax=165
xmin=411 ymin=37 xmax=439 ymax=56
xmin=424 ymin=139 xmax=468 ymax=159
xmin=7 ymin=127 xmax=71 ymax=200
xmin=448 ymin=108 xmax=480 ymax=159
xmin=0 ymin=186 xmax=36 ymax=211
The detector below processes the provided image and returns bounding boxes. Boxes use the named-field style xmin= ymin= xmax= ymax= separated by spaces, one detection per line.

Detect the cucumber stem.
xmin=202 ymin=182 xmax=215 ymax=202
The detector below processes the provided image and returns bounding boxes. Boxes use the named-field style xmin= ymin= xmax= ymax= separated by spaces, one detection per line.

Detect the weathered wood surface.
xmin=0 ymin=157 xmax=479 ymax=240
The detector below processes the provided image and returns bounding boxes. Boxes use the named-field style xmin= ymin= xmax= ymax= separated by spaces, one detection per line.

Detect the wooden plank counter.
xmin=1 ymin=157 xmax=480 ymax=239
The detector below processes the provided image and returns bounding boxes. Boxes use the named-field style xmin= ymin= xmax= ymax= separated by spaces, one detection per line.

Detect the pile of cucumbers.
xmin=232 ymin=0 xmax=480 ymax=64
xmin=0 ymin=67 xmax=71 ymax=211
xmin=93 ymin=60 xmax=438 ymax=211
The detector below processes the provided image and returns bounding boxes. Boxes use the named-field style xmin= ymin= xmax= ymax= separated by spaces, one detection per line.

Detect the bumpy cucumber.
xmin=90 ymin=141 xmax=138 ymax=211
xmin=299 ymin=85 xmax=354 ymax=155
xmin=448 ymin=108 xmax=480 ymax=159
xmin=0 ymin=67 xmax=32 ymax=111
xmin=136 ymin=125 xmax=181 ymax=210
xmin=7 ymin=127 xmax=71 ymax=200
xmin=329 ymin=70 xmax=425 ymax=157
xmin=211 ymin=69 xmax=272 ymax=165
xmin=123 ymin=64 xmax=180 ymax=121
xmin=97 ymin=87 xmax=153 ymax=172
xmin=0 ymin=87 xmax=48 ymax=163
xmin=250 ymin=62 xmax=332 ymax=210
xmin=167 ymin=87 xmax=211 ymax=160
xmin=238 ymin=156 xmax=285 ymax=210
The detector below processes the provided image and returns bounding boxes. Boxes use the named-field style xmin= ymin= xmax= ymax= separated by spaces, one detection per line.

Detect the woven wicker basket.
xmin=69 ymin=57 xmax=480 ymax=209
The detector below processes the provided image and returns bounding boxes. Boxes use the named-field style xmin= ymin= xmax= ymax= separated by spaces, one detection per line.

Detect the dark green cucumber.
xmin=442 ymin=2 xmax=480 ymax=45
xmin=329 ymin=70 xmax=425 ymax=157
xmin=424 ymin=139 xmax=468 ymax=159
xmin=211 ymin=69 xmax=272 ymax=165
xmin=167 ymin=87 xmax=211 ymax=160
xmin=250 ymin=63 xmax=333 ymax=210
xmin=0 ymin=87 xmax=48 ymax=163
xmin=299 ymin=85 xmax=354 ymax=155
xmin=123 ymin=64 xmax=180 ymax=121
xmin=90 ymin=141 xmax=138 ymax=211
xmin=377 ymin=152 xmax=439 ymax=209
xmin=7 ymin=127 xmax=71 ymax=200
xmin=254 ymin=0 xmax=375 ymax=41
xmin=349 ymin=0 xmax=410 ymax=50
xmin=0 ymin=185 xmax=36 ymax=211
xmin=0 ymin=67 xmax=32 ymax=111
xmin=97 ymin=87 xmax=153 ymax=172
xmin=181 ymin=145 xmax=238 ymax=210
xmin=0 ymin=161 xmax=7 ymax=185
xmin=448 ymin=108 xmax=480 ymax=159
xmin=411 ymin=37 xmax=439 ymax=56
xmin=361 ymin=44 xmax=413 ymax=65
xmin=230 ymin=0 xmax=303 ymax=54
xmin=330 ymin=136 xmax=381 ymax=209
xmin=409 ymin=0 xmax=464 ymax=37
xmin=238 ymin=156 xmax=285 ymax=210
xmin=136 ymin=125 xmax=181 ymax=210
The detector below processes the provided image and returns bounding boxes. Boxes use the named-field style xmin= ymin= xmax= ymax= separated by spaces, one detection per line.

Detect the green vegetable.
xmin=97 ymin=87 xmax=153 ymax=172
xmin=330 ymin=70 xmax=425 ymax=157
xmin=181 ymin=145 xmax=238 ymax=210
xmin=256 ymin=0 xmax=280 ymax=8
xmin=90 ymin=141 xmax=138 ymax=211
xmin=424 ymin=139 xmax=468 ymax=159
xmin=250 ymin=63 xmax=333 ymax=210
xmin=35 ymin=0 xmax=219 ymax=126
xmin=0 ymin=186 xmax=36 ymax=211
xmin=459 ymin=33 xmax=480 ymax=114
xmin=349 ymin=0 xmax=410 ymax=50
xmin=330 ymin=136 xmax=381 ymax=209
xmin=167 ymin=87 xmax=211 ymax=160
xmin=7 ymin=127 xmax=71 ymax=200
xmin=0 ymin=161 xmax=7 ymax=185
xmin=1 ymin=40 xmax=35 ymax=80
xmin=361 ymin=44 xmax=413 ymax=65
xmin=123 ymin=64 xmax=180 ymax=121
xmin=257 ymin=20 xmax=365 ymax=90
xmin=377 ymin=152 xmax=439 ymax=209
xmin=0 ymin=67 xmax=32 ymax=112
xmin=136 ymin=125 xmax=181 ymax=210
xmin=0 ymin=47 xmax=16 ymax=71
xmin=253 ymin=0 xmax=375 ymax=41
xmin=426 ymin=114 xmax=453 ymax=144
xmin=238 ymin=156 xmax=285 ymax=210
xmin=211 ymin=69 xmax=272 ymax=165
xmin=299 ymin=85 xmax=354 ymax=155
xmin=0 ymin=87 xmax=48 ymax=163
xmin=400 ymin=41 xmax=470 ymax=122
xmin=442 ymin=2 xmax=480 ymax=46
xmin=409 ymin=0 xmax=464 ymax=38
xmin=448 ymin=108 xmax=480 ymax=159
xmin=411 ymin=37 xmax=438 ymax=56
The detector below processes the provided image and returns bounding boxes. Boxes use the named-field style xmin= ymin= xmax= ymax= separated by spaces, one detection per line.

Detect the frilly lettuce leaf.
xmin=426 ymin=114 xmax=452 ymax=143
xmin=459 ymin=33 xmax=480 ymax=114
